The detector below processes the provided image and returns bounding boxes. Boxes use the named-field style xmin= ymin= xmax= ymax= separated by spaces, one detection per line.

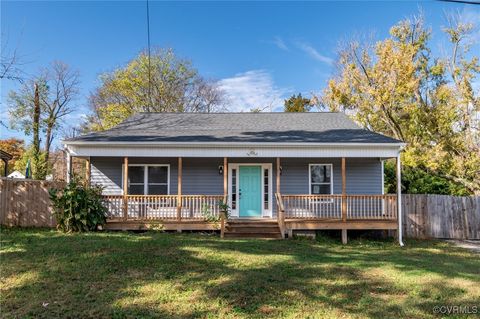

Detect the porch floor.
xmin=104 ymin=218 xmax=398 ymax=233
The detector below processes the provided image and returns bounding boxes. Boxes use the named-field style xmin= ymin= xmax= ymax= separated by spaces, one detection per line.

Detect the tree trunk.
xmin=32 ymin=83 xmax=41 ymax=179
xmin=44 ymin=123 xmax=53 ymax=173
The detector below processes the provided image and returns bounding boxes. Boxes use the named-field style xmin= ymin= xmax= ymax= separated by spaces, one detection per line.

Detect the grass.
xmin=1 ymin=228 xmax=479 ymax=319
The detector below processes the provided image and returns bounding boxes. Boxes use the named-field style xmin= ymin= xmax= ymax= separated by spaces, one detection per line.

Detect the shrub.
xmin=200 ymin=200 xmax=230 ymax=223
xmin=49 ymin=178 xmax=107 ymax=232
xmin=201 ymin=204 xmax=220 ymax=222
xmin=218 ymin=200 xmax=230 ymax=219
xmin=384 ymin=161 xmax=470 ymax=196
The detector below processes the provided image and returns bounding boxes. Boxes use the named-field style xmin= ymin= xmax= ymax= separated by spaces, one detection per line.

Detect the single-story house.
xmin=7 ymin=170 xmax=25 ymax=179
xmin=63 ymin=112 xmax=405 ymax=244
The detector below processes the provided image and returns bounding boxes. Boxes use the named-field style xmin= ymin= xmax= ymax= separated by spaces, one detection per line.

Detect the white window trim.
xmin=308 ymin=163 xmax=334 ymax=195
xmin=121 ymin=164 xmax=170 ymax=195
xmin=228 ymin=163 xmax=272 ymax=218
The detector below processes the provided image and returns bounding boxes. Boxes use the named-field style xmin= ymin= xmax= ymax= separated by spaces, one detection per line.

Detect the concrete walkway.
xmin=446 ymin=240 xmax=480 ymax=253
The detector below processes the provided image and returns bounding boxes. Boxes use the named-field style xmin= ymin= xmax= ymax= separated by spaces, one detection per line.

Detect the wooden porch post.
xmin=341 ymin=157 xmax=347 ymax=244
xmin=221 ymin=157 xmax=228 ymax=239
xmin=276 ymin=157 xmax=280 ymax=194
xmin=396 ymin=155 xmax=404 ymax=246
xmin=223 ymin=157 xmax=228 ymax=196
xmin=177 ymin=157 xmax=182 ymax=222
xmin=276 ymin=157 xmax=286 ymax=238
xmin=123 ymin=157 xmax=128 ymax=221
xmin=85 ymin=157 xmax=91 ymax=187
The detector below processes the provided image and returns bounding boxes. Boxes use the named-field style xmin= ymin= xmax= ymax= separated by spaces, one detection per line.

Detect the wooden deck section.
xmin=285 ymin=219 xmax=397 ymax=230
xmin=98 ymin=156 xmax=402 ymax=243
xmin=102 ymin=194 xmax=398 ymax=242
xmin=104 ymin=217 xmax=397 ymax=240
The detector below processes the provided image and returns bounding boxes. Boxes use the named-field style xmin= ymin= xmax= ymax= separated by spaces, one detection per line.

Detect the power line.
xmin=437 ymin=0 xmax=480 ymax=5
xmin=146 ymin=0 xmax=153 ymax=110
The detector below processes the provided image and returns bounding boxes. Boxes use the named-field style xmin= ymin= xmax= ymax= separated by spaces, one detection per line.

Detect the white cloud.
xmin=272 ymin=36 xmax=289 ymax=51
xmin=296 ymin=41 xmax=334 ymax=65
xmin=217 ymin=70 xmax=289 ymax=112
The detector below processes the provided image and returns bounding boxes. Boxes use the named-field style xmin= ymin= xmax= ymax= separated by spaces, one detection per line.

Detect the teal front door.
xmin=239 ymin=166 xmax=262 ymax=217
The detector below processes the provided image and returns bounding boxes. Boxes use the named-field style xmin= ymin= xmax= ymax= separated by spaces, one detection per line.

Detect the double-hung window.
xmin=126 ymin=165 xmax=169 ymax=195
xmin=309 ymin=164 xmax=333 ymax=195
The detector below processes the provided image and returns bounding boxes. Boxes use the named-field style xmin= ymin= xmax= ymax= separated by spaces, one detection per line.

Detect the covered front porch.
xmin=69 ymin=155 xmax=402 ymax=242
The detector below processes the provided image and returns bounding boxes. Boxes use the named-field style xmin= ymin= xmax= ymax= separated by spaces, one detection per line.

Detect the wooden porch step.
xmin=224 ymin=220 xmax=282 ymax=239
xmin=228 ymin=219 xmax=278 ymax=225
xmin=226 ymin=223 xmax=278 ymax=228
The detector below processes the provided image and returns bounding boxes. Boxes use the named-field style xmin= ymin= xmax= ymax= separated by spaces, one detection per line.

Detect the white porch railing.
xmin=102 ymin=195 xmax=224 ymax=220
xmin=103 ymin=194 xmax=397 ymax=221
xmin=280 ymin=194 xmax=397 ymax=220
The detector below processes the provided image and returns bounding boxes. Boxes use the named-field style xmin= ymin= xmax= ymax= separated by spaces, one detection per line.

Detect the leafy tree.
xmin=86 ymin=48 xmax=225 ymax=131
xmin=40 ymin=61 xmax=79 ymax=166
xmin=284 ymin=94 xmax=312 ymax=112
xmin=322 ymin=13 xmax=480 ymax=194
xmin=8 ymin=79 xmax=48 ymax=178
xmin=13 ymin=146 xmax=47 ymax=179
xmin=8 ymin=61 xmax=79 ymax=179
xmin=0 ymin=138 xmax=25 ymax=174
xmin=384 ymin=160 xmax=469 ymax=196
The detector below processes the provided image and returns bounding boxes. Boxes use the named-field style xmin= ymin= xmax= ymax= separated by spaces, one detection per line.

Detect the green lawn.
xmin=1 ymin=228 xmax=479 ymax=319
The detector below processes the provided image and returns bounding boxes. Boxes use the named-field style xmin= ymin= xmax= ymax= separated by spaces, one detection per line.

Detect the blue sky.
xmin=1 ymin=1 xmax=479 ymax=147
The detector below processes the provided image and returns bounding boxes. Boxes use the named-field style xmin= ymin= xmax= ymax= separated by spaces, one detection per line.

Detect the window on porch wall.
xmin=148 ymin=166 xmax=168 ymax=195
xmin=127 ymin=165 xmax=169 ymax=195
xmin=128 ymin=166 xmax=145 ymax=195
xmin=310 ymin=164 xmax=332 ymax=195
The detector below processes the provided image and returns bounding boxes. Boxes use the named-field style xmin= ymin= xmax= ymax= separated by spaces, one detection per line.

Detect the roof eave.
xmin=63 ymin=140 xmax=406 ymax=148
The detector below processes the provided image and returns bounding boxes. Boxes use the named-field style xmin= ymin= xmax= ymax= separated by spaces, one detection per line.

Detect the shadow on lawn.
xmin=1 ymin=229 xmax=479 ymax=318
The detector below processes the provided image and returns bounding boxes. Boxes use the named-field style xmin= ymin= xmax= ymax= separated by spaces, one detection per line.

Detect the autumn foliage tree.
xmin=86 ymin=48 xmax=225 ymax=131
xmin=0 ymin=138 xmax=25 ymax=175
xmin=284 ymin=94 xmax=312 ymax=112
xmin=322 ymin=13 xmax=480 ymax=194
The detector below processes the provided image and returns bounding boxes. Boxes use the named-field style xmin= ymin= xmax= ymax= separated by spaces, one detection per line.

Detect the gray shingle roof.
xmin=66 ymin=112 xmax=402 ymax=144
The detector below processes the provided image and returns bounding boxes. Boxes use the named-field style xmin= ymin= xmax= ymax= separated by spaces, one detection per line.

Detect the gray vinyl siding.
xmin=91 ymin=157 xmax=178 ymax=195
xmin=344 ymin=158 xmax=383 ymax=194
xmin=181 ymin=158 xmax=223 ymax=195
xmin=280 ymin=158 xmax=382 ymax=195
xmin=91 ymin=157 xmax=123 ymax=195
xmin=91 ymin=157 xmax=382 ymax=198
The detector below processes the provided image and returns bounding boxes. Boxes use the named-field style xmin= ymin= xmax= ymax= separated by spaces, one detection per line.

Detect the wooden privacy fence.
xmin=0 ymin=178 xmax=66 ymax=227
xmin=1 ymin=177 xmax=479 ymax=239
xmin=402 ymin=194 xmax=480 ymax=240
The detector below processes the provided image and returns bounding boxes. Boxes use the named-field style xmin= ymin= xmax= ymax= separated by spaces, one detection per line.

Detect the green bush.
xmin=218 ymin=200 xmax=230 ymax=219
xmin=49 ymin=179 xmax=107 ymax=232
xmin=200 ymin=200 xmax=230 ymax=223
xmin=384 ymin=161 xmax=470 ymax=196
